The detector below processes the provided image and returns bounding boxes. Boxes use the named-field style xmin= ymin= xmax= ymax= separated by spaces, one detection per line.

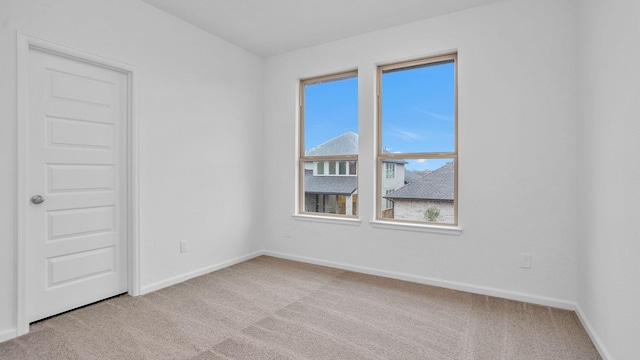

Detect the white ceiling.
xmin=142 ymin=0 xmax=504 ymax=58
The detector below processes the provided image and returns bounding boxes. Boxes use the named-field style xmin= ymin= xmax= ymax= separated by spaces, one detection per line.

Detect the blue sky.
xmin=304 ymin=61 xmax=454 ymax=171
xmin=304 ymin=76 xmax=358 ymax=148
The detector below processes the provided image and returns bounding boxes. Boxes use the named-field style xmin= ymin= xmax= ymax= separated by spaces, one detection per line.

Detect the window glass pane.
xmin=328 ymin=161 xmax=336 ymax=175
xmin=381 ymin=61 xmax=455 ymax=154
xmin=303 ymin=161 xmax=358 ymax=216
xmin=338 ymin=161 xmax=347 ymax=175
xmin=304 ymin=75 xmax=358 ymax=156
xmin=301 ymin=72 xmax=358 ymax=218
xmin=348 ymin=161 xmax=357 ymax=175
xmin=381 ymin=158 xmax=455 ymax=224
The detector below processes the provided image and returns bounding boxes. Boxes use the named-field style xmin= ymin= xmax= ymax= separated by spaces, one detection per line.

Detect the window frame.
xmin=299 ymin=70 xmax=359 ymax=218
xmin=376 ymin=53 xmax=458 ymax=226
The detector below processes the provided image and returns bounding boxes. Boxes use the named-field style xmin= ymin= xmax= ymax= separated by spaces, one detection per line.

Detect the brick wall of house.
xmin=392 ymin=199 xmax=454 ymax=223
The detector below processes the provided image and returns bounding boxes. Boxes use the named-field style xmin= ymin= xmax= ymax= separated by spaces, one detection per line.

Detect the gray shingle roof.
xmin=306 ymin=132 xmax=358 ymax=156
xmin=305 ymin=132 xmax=406 ymax=164
xmin=384 ymin=162 xmax=454 ymax=201
xmin=404 ymin=170 xmax=427 ymax=183
xmin=304 ymin=170 xmax=357 ymax=195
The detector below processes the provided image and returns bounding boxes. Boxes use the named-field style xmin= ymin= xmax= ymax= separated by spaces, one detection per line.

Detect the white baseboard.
xmin=263 ymin=250 xmax=577 ymax=311
xmin=0 ymin=328 xmax=17 ymax=343
xmin=140 ymin=250 xmax=264 ymax=295
xmin=575 ymin=303 xmax=612 ymax=360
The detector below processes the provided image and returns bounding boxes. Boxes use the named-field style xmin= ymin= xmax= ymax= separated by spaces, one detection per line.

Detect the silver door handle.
xmin=31 ymin=195 xmax=45 ymax=204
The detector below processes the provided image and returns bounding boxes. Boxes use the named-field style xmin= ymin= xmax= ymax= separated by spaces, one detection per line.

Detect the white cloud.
xmin=413 ymin=108 xmax=453 ymax=122
xmin=390 ymin=128 xmax=428 ymax=141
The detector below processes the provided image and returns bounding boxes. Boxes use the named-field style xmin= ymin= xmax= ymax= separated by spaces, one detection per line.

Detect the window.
xmin=300 ymin=71 xmax=358 ymax=217
xmin=328 ymin=161 xmax=336 ymax=175
xmin=377 ymin=54 xmax=457 ymax=225
xmin=339 ymin=161 xmax=347 ymax=175
xmin=349 ymin=161 xmax=357 ymax=175
xmin=312 ymin=161 xmax=357 ymax=177
xmin=385 ymin=163 xmax=395 ymax=179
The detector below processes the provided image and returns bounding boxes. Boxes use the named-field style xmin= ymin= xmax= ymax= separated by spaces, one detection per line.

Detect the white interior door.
xmin=25 ymin=48 xmax=128 ymax=322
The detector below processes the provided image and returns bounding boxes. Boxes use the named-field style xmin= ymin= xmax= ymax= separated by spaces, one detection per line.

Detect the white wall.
xmin=577 ymin=0 xmax=640 ymax=358
xmin=263 ymin=0 xmax=579 ymax=306
xmin=0 ymin=0 xmax=263 ymax=339
xmin=2 ymin=0 xmax=637 ymax=356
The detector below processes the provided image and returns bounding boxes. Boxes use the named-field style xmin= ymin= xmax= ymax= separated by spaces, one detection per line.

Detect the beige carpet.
xmin=0 ymin=256 xmax=600 ymax=359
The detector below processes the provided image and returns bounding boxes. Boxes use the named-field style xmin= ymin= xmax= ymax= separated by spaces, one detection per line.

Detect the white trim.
xmin=370 ymin=220 xmax=462 ymax=235
xmin=126 ymin=53 xmax=141 ymax=297
xmin=140 ymin=251 xmax=264 ymax=295
xmin=293 ymin=214 xmax=361 ymax=226
xmin=15 ymin=33 xmax=140 ymax=335
xmin=263 ymin=250 xmax=576 ymax=310
xmin=575 ymin=303 xmax=612 ymax=360
xmin=0 ymin=328 xmax=17 ymax=343
xmin=16 ymin=31 xmax=30 ymax=338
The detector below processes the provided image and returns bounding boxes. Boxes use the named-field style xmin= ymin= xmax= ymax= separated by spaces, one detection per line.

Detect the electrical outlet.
xmin=284 ymin=226 xmax=291 ymax=238
xmin=520 ymin=253 xmax=531 ymax=269
xmin=180 ymin=240 xmax=187 ymax=253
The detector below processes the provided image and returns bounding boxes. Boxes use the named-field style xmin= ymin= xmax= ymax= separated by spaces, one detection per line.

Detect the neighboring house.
xmin=304 ymin=170 xmax=357 ymax=215
xmin=381 ymin=159 xmax=407 ymax=211
xmin=304 ymin=132 xmax=358 ymax=215
xmin=383 ymin=162 xmax=455 ymax=223
xmin=303 ymin=132 xmax=406 ymax=216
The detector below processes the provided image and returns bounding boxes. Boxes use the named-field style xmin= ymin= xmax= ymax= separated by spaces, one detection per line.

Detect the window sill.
xmin=369 ymin=220 xmax=462 ymax=235
xmin=293 ymin=214 xmax=361 ymax=226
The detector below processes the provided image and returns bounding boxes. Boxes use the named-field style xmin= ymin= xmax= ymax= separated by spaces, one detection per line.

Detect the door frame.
xmin=16 ymin=33 xmax=140 ymax=336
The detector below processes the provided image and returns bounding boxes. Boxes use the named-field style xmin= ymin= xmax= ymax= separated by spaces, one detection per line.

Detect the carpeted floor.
xmin=0 ymin=256 xmax=600 ymax=359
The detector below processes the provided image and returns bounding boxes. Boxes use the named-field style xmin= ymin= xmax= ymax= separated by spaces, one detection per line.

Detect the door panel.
xmin=26 ymin=48 xmax=128 ymax=322
xmin=47 ymin=246 xmax=116 ymax=287
xmin=49 ymin=70 xmax=116 ymax=107
xmin=47 ymin=164 xmax=115 ymax=192
xmin=47 ymin=117 xmax=115 ymax=149
xmin=48 ymin=206 xmax=115 ymax=239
